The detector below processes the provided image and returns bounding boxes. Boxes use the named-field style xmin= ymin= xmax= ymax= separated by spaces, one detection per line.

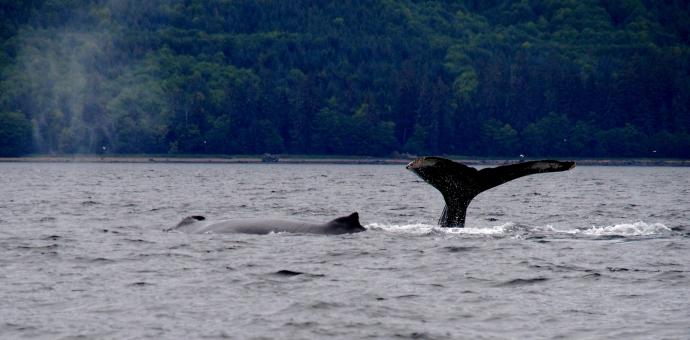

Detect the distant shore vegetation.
xmin=1 ymin=1 xmax=689 ymax=158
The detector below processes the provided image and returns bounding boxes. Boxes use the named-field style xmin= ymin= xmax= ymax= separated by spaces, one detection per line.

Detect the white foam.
xmin=441 ymin=223 xmax=516 ymax=235
xmin=367 ymin=221 xmax=672 ymax=237
xmin=365 ymin=223 xmax=435 ymax=235
xmin=365 ymin=222 xmax=516 ymax=236
xmin=551 ymin=221 xmax=671 ymax=236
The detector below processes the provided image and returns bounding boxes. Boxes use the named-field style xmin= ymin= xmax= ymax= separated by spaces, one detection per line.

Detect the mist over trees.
xmin=1 ymin=0 xmax=689 ymax=157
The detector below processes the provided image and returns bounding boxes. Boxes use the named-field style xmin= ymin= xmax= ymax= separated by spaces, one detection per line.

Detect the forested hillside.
xmin=1 ymin=0 xmax=689 ymax=157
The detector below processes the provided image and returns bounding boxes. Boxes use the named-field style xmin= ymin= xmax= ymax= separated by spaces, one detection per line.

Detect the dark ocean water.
xmin=1 ymin=162 xmax=689 ymax=339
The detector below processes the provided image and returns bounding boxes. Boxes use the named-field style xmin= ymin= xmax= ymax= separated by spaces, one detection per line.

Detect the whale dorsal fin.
xmin=331 ymin=212 xmax=361 ymax=227
xmin=174 ymin=215 xmax=206 ymax=228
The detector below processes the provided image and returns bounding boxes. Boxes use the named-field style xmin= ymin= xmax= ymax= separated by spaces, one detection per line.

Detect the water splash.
xmin=365 ymin=223 xmax=435 ymax=235
xmin=366 ymin=222 xmax=517 ymax=236
xmin=367 ymin=221 xmax=672 ymax=237
xmin=555 ymin=221 xmax=672 ymax=236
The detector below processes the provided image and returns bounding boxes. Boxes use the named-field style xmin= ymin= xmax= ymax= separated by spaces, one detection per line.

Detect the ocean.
xmin=1 ymin=162 xmax=689 ymax=339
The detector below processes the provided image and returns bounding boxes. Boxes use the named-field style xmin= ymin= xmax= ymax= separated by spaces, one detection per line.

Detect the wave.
xmin=365 ymin=221 xmax=672 ymax=237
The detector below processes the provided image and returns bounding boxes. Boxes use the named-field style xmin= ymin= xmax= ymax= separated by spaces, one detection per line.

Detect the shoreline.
xmin=1 ymin=155 xmax=689 ymax=166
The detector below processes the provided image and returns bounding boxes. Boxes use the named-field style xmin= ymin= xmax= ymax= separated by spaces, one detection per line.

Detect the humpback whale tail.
xmin=406 ymin=157 xmax=575 ymax=228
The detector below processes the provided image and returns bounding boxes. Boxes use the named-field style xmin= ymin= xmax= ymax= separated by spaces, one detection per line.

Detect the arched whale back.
xmin=407 ymin=157 xmax=575 ymax=227
xmin=169 ymin=212 xmax=365 ymax=235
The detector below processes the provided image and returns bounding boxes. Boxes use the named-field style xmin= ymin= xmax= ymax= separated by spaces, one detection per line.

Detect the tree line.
xmin=1 ymin=0 xmax=689 ymax=157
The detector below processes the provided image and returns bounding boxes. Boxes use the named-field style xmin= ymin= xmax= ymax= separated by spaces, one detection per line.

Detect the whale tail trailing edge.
xmin=406 ymin=157 xmax=575 ymax=228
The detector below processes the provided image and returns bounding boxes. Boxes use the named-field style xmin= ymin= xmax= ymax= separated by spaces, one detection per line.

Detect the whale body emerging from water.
xmin=406 ymin=157 xmax=575 ymax=228
xmin=168 ymin=212 xmax=366 ymax=235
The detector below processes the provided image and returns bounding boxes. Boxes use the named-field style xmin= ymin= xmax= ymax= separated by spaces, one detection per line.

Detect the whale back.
xmin=169 ymin=213 xmax=365 ymax=235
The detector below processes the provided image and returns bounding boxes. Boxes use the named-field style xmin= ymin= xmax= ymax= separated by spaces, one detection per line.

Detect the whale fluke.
xmin=406 ymin=157 xmax=575 ymax=228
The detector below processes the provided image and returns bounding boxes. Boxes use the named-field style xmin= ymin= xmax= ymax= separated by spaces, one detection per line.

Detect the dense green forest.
xmin=1 ymin=0 xmax=689 ymax=157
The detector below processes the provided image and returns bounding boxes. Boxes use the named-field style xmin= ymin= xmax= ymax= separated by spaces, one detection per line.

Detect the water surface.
xmin=1 ymin=163 xmax=689 ymax=338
